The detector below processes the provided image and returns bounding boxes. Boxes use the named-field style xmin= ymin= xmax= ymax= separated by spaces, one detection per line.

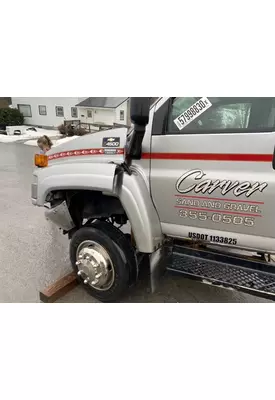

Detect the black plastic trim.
xmin=151 ymin=99 xmax=171 ymax=135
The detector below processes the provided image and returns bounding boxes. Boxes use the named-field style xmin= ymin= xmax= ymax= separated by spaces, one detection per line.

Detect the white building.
xmin=11 ymin=97 xmax=130 ymax=129
xmin=11 ymin=97 xmax=86 ymax=128
xmin=76 ymin=97 xmax=130 ymax=127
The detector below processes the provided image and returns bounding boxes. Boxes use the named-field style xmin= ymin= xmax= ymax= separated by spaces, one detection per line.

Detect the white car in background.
xmin=6 ymin=125 xmax=39 ymax=136
xmin=0 ymin=125 xmax=61 ymax=144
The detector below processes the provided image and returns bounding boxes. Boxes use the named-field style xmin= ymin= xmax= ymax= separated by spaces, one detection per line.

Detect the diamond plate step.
xmin=166 ymin=245 xmax=275 ymax=300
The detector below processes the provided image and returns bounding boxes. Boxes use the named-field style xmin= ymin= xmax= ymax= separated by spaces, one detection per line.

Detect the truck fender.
xmin=115 ymin=170 xmax=163 ymax=253
xmin=33 ymin=163 xmax=117 ymax=206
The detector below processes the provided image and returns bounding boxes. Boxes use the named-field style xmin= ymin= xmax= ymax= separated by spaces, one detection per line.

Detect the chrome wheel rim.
xmin=76 ymin=240 xmax=115 ymax=291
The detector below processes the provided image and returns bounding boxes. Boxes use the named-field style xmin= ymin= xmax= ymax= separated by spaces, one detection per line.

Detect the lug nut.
xmin=76 ymin=261 xmax=82 ymax=266
xmin=85 ymin=255 xmax=90 ymax=260
xmin=84 ymin=278 xmax=90 ymax=284
xmin=95 ymin=273 xmax=102 ymax=279
xmin=91 ymin=279 xmax=99 ymax=285
xmin=78 ymin=254 xmax=83 ymax=259
xmin=77 ymin=270 xmax=83 ymax=276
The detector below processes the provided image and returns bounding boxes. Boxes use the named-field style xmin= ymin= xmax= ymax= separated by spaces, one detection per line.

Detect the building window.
xmin=120 ymin=110 xmax=125 ymax=121
xmin=18 ymin=104 xmax=32 ymax=117
xmin=87 ymin=109 xmax=92 ymax=118
xmin=56 ymin=106 xmax=64 ymax=117
xmin=38 ymin=105 xmax=47 ymax=116
xmin=71 ymin=107 xmax=78 ymax=118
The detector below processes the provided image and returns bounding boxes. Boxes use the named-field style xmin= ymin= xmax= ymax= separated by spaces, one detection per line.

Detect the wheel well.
xmin=49 ymin=190 xmax=127 ymax=228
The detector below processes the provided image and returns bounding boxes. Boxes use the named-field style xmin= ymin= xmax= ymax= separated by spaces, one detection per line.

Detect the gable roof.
xmin=76 ymin=97 xmax=128 ymax=108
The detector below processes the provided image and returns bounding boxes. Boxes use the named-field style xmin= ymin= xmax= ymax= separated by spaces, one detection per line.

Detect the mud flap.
xmin=150 ymin=245 xmax=171 ymax=293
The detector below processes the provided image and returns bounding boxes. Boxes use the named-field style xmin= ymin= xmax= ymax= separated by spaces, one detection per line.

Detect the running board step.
xmin=166 ymin=245 xmax=275 ymax=301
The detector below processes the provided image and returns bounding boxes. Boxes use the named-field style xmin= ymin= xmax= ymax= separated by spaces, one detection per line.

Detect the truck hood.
xmin=47 ymin=127 xmax=128 ymax=165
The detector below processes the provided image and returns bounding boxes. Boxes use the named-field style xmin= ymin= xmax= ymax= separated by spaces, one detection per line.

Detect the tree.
xmin=0 ymin=107 xmax=24 ymax=128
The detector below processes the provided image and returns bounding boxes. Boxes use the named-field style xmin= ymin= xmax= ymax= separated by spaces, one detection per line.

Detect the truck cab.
xmin=32 ymin=97 xmax=275 ymax=302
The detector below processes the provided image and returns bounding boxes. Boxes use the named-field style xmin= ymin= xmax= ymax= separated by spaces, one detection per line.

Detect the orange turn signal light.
xmin=35 ymin=154 xmax=48 ymax=168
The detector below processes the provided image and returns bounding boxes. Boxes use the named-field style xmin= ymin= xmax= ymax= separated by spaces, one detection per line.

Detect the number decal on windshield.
xmin=174 ymin=97 xmax=212 ymax=130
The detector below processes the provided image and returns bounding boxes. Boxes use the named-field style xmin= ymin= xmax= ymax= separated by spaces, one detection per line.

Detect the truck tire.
xmin=70 ymin=226 xmax=130 ymax=302
xmin=92 ymin=220 xmax=138 ymax=285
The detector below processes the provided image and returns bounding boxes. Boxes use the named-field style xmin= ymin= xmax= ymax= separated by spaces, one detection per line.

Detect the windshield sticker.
xmin=174 ymin=97 xmax=212 ymax=130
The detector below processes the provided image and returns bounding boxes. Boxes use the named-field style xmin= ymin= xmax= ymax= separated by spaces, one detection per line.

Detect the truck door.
xmin=148 ymin=97 xmax=275 ymax=250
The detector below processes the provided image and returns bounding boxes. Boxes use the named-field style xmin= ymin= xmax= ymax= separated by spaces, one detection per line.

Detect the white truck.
xmin=32 ymin=97 xmax=275 ymax=302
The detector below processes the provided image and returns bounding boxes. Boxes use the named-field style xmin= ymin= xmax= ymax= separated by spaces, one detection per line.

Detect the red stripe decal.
xmin=49 ymin=149 xmax=273 ymax=163
xmin=48 ymin=148 xmax=124 ymax=160
xmin=142 ymin=152 xmax=273 ymax=162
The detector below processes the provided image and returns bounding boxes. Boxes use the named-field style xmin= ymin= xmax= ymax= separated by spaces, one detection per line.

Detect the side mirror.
xmin=130 ymin=98 xmax=150 ymax=126
xmin=126 ymin=98 xmax=150 ymax=161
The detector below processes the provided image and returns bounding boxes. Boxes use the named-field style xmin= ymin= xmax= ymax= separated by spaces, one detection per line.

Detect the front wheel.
xmin=70 ymin=226 xmax=130 ymax=302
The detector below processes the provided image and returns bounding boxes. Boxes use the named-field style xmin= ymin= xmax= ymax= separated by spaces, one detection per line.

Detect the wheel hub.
xmin=76 ymin=241 xmax=114 ymax=291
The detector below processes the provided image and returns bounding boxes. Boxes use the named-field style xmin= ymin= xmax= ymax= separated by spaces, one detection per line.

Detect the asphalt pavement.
xmin=0 ymin=142 xmax=270 ymax=302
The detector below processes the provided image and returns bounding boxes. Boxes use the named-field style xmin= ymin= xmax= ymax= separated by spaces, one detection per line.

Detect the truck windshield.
xmin=168 ymin=97 xmax=275 ymax=133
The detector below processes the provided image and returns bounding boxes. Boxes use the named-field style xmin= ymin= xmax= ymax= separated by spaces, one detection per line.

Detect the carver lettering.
xmin=176 ymin=169 xmax=268 ymax=198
